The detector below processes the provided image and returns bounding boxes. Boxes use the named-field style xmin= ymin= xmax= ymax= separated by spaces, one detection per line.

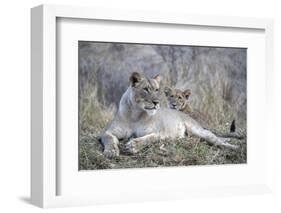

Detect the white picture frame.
xmin=31 ymin=4 xmax=274 ymax=208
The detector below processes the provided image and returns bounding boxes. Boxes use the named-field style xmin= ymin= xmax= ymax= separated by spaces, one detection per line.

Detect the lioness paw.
xmin=103 ymin=144 xmax=120 ymax=158
xmin=124 ymin=139 xmax=140 ymax=154
xmin=220 ymin=138 xmax=240 ymax=151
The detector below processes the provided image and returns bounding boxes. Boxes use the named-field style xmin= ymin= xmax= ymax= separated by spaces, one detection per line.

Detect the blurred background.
xmin=79 ymin=41 xmax=246 ymax=134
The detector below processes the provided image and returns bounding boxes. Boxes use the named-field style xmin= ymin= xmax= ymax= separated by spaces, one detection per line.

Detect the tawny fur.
xmin=164 ymin=87 xmax=244 ymax=139
xmin=101 ymin=72 xmax=240 ymax=158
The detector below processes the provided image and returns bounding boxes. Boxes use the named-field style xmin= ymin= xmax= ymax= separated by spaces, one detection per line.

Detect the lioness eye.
xmin=178 ymin=96 xmax=182 ymax=99
xmin=155 ymin=89 xmax=159 ymax=92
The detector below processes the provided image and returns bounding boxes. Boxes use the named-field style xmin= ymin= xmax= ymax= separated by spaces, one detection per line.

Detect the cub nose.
xmin=152 ymin=100 xmax=159 ymax=106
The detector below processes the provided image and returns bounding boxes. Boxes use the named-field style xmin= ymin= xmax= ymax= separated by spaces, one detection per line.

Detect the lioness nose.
xmin=152 ymin=100 xmax=159 ymax=106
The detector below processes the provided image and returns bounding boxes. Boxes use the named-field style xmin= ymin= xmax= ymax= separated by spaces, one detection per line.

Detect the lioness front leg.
xmin=189 ymin=125 xmax=239 ymax=150
xmin=101 ymin=132 xmax=120 ymax=158
xmin=125 ymin=133 xmax=160 ymax=154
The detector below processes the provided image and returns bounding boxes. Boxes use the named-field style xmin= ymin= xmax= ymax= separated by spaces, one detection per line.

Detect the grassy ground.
xmin=79 ymin=133 xmax=246 ymax=170
xmin=79 ymin=97 xmax=247 ymax=170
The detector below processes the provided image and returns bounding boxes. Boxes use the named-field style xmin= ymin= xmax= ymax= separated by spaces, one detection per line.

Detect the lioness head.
xmin=164 ymin=87 xmax=191 ymax=111
xmin=129 ymin=72 xmax=162 ymax=115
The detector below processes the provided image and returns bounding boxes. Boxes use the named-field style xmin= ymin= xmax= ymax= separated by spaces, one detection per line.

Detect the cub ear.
xmin=164 ymin=86 xmax=172 ymax=96
xmin=153 ymin=74 xmax=162 ymax=84
xmin=130 ymin=72 xmax=142 ymax=87
xmin=183 ymin=89 xmax=191 ymax=99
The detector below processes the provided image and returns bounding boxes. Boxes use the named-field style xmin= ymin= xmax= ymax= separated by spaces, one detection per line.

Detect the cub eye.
xmin=144 ymin=87 xmax=149 ymax=93
xmin=155 ymin=89 xmax=159 ymax=92
xmin=178 ymin=96 xmax=182 ymax=100
xmin=170 ymin=95 xmax=174 ymax=98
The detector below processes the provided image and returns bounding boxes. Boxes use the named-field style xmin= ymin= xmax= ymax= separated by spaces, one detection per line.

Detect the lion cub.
xmin=164 ymin=87 xmax=209 ymax=128
xmin=164 ymin=87 xmax=193 ymax=113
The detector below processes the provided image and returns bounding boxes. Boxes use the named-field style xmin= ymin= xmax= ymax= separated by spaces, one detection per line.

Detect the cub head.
xmin=129 ymin=72 xmax=162 ymax=115
xmin=164 ymin=87 xmax=191 ymax=111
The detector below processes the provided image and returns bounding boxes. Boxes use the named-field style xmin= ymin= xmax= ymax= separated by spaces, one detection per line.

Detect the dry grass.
xmin=79 ymin=134 xmax=246 ymax=170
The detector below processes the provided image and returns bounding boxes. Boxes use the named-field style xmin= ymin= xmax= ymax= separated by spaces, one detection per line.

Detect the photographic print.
xmin=78 ymin=41 xmax=247 ymax=170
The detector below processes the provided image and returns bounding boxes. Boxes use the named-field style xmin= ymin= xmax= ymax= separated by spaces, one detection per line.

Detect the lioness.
xmin=101 ymin=72 xmax=239 ymax=158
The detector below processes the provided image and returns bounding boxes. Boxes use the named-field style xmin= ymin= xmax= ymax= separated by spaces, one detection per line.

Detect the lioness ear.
xmin=183 ymin=89 xmax=191 ymax=99
xmin=154 ymin=74 xmax=162 ymax=84
xmin=130 ymin=72 xmax=142 ymax=87
xmin=164 ymin=86 xmax=172 ymax=96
